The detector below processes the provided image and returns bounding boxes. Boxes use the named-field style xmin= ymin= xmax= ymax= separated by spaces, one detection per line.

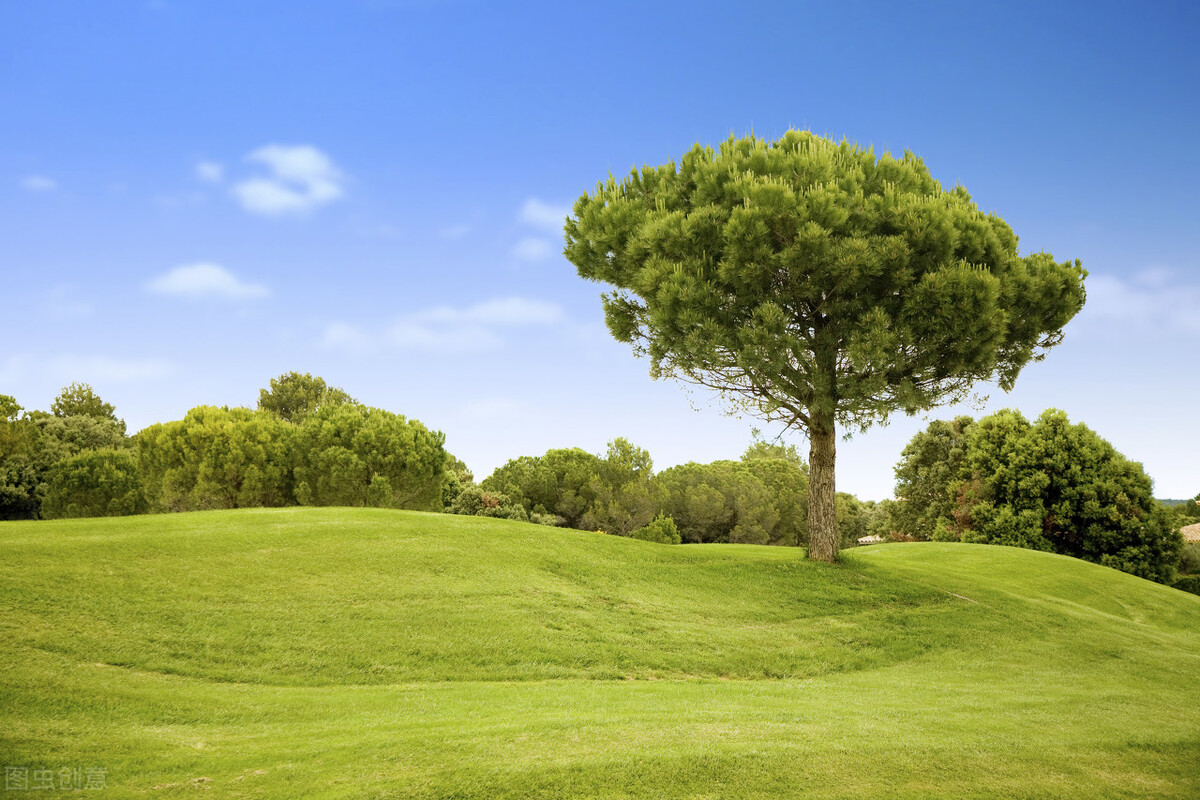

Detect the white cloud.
xmin=20 ymin=175 xmax=57 ymax=192
xmin=319 ymin=322 xmax=374 ymax=354
xmin=146 ymin=263 xmax=269 ymax=300
xmin=389 ymin=321 xmax=503 ymax=352
xmin=519 ymin=198 xmax=571 ymax=231
xmin=50 ymin=355 xmax=174 ymax=383
xmin=511 ymin=237 xmax=555 ymax=261
xmin=386 ymin=297 xmax=564 ymax=353
xmin=1078 ymin=269 xmax=1200 ymax=337
xmin=232 ymin=144 xmax=345 ymax=216
xmin=195 ymin=160 xmax=224 ymax=183
xmin=418 ymin=297 xmax=564 ymax=326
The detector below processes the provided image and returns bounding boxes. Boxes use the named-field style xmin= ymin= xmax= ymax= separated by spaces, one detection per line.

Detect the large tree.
xmin=565 ymin=130 xmax=1086 ymax=561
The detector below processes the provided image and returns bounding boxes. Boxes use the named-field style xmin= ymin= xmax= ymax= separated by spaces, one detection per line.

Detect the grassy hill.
xmin=2 ymin=508 xmax=1198 ymax=798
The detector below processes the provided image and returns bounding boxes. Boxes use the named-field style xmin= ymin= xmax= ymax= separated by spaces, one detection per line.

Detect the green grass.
xmin=2 ymin=508 xmax=1198 ymax=798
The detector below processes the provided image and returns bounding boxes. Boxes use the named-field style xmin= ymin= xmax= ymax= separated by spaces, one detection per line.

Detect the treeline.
xmin=450 ymin=437 xmax=888 ymax=548
xmin=0 ymin=374 xmax=445 ymax=519
xmin=2 ymin=376 xmax=1195 ymax=590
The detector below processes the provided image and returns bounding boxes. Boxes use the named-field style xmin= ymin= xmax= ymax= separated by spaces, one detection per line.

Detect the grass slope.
xmin=2 ymin=508 xmax=1198 ymax=798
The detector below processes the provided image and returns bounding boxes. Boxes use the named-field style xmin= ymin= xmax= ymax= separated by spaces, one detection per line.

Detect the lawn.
xmin=2 ymin=508 xmax=1198 ymax=798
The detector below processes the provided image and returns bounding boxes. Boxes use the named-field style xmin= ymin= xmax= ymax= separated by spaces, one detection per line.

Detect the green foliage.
xmin=0 ymin=390 xmax=131 ymax=519
xmin=656 ymin=461 xmax=778 ymax=544
xmin=565 ymin=129 xmax=1086 ymax=562
xmin=50 ymin=382 xmax=124 ymax=433
xmin=440 ymin=453 xmax=475 ymax=511
xmin=293 ymin=403 xmax=446 ymax=511
xmin=258 ymin=371 xmax=355 ymax=424
xmin=1180 ymin=493 xmax=1200 ymax=520
xmin=1179 ymin=542 xmax=1200 ymax=576
xmin=629 ymin=512 xmax=681 ymax=544
xmin=483 ymin=448 xmax=604 ymax=527
xmin=892 ymin=415 xmax=975 ymax=540
xmin=448 ymin=485 xmax=528 ymax=521
xmin=1172 ymin=574 xmax=1200 ymax=596
xmin=482 ymin=438 xmax=660 ymax=534
xmin=738 ymin=451 xmax=809 ymax=546
xmin=40 ymin=449 xmax=147 ymax=519
xmin=742 ymin=437 xmax=805 ymax=466
xmin=137 ymin=406 xmax=296 ymax=512
xmin=892 ymin=409 xmax=1184 ymax=583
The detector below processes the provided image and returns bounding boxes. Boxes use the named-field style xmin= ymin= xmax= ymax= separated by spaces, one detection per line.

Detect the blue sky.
xmin=2 ymin=0 xmax=1197 ymax=500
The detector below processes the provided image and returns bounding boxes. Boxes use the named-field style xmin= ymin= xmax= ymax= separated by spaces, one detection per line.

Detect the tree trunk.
xmin=807 ymin=415 xmax=839 ymax=563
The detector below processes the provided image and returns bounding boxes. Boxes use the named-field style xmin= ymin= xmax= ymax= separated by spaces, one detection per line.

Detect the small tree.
xmin=565 ymin=130 xmax=1086 ymax=562
xmin=52 ymin=382 xmax=117 ymax=421
xmin=630 ymin=513 xmax=681 ymax=544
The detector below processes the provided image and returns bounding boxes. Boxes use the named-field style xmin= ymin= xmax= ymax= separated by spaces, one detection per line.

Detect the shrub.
xmin=630 ymin=513 xmax=681 ymax=544
xmin=1171 ymin=575 xmax=1200 ymax=597
xmin=448 ymin=485 xmax=528 ymax=521
xmin=41 ymin=449 xmax=147 ymax=519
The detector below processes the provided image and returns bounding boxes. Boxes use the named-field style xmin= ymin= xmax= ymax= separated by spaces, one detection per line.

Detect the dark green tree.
xmin=891 ymin=416 xmax=976 ymax=540
xmin=565 ymin=130 xmax=1086 ymax=562
xmin=892 ymin=409 xmax=1183 ymax=583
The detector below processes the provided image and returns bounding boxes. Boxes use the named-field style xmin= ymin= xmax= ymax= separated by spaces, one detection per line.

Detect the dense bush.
xmin=1172 ymin=575 xmax=1200 ymax=596
xmin=293 ymin=403 xmax=446 ymax=511
xmin=448 ymin=485 xmax=528 ymax=521
xmin=629 ymin=513 xmax=681 ymax=544
xmin=137 ymin=406 xmax=295 ymax=512
xmin=892 ymin=409 xmax=1184 ymax=583
xmin=0 ymin=387 xmax=135 ymax=519
xmin=41 ymin=449 xmax=147 ymax=519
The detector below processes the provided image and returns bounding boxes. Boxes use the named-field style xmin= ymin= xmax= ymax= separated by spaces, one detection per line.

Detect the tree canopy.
xmin=565 ymin=130 xmax=1086 ymax=561
xmin=892 ymin=409 xmax=1183 ymax=584
xmin=258 ymin=371 xmax=355 ymax=424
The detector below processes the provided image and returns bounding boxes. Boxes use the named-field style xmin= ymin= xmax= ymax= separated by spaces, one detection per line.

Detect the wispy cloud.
xmin=1079 ymin=269 xmax=1200 ymax=337
xmin=20 ymin=175 xmax=58 ymax=192
xmin=232 ymin=144 xmax=345 ymax=216
xmin=519 ymin=198 xmax=571 ymax=231
xmin=195 ymin=160 xmax=224 ymax=183
xmin=146 ymin=263 xmax=269 ymax=300
xmin=511 ymin=197 xmax=570 ymax=261
xmin=319 ymin=298 xmax=564 ymax=354
xmin=319 ymin=322 xmax=374 ymax=354
xmin=511 ymin=237 xmax=555 ymax=261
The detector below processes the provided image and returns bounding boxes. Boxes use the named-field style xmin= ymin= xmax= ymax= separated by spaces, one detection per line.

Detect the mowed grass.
xmin=1 ymin=508 xmax=1198 ymax=798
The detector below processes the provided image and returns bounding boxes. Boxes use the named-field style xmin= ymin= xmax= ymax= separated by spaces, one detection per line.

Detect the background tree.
xmin=51 ymin=382 xmax=124 ymax=434
xmin=258 ymin=371 xmax=355 ymax=425
xmin=740 ymin=442 xmax=809 ymax=546
xmin=891 ymin=409 xmax=1183 ymax=583
xmin=891 ymin=416 xmax=976 ymax=540
xmin=293 ymin=403 xmax=446 ymax=511
xmin=137 ymin=406 xmax=295 ymax=511
xmin=0 ymin=395 xmax=40 ymax=519
xmin=41 ymin=449 xmax=147 ymax=519
xmin=565 ymin=130 xmax=1086 ymax=562
xmin=0 ymin=388 xmax=132 ymax=519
